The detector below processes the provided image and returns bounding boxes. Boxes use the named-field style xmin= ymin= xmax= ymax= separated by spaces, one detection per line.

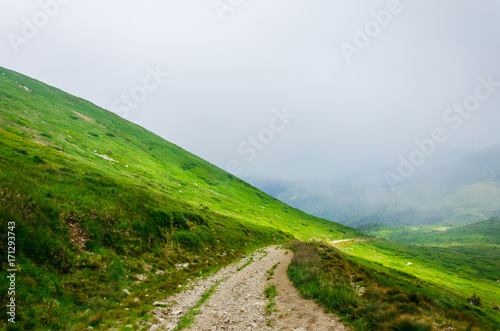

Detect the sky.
xmin=1 ymin=0 xmax=500 ymax=184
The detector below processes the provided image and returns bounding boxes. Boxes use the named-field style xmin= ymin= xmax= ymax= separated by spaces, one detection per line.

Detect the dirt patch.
xmin=72 ymin=110 xmax=95 ymax=122
xmin=65 ymin=212 xmax=87 ymax=250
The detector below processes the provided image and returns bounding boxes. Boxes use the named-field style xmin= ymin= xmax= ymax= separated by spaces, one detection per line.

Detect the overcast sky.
xmin=1 ymin=0 xmax=500 ymax=183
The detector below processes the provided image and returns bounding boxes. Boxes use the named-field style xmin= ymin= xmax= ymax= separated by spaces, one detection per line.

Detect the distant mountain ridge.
xmin=255 ymin=144 xmax=500 ymax=227
xmin=419 ymin=143 xmax=500 ymax=186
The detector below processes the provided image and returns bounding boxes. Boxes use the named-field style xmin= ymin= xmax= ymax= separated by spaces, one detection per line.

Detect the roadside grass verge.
xmin=285 ymin=241 xmax=497 ymax=331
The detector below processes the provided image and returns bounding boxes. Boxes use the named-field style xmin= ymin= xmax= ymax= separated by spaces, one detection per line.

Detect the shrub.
xmin=172 ymin=211 xmax=189 ymax=230
xmin=29 ymin=155 xmax=45 ymax=164
xmin=184 ymin=212 xmax=208 ymax=226
xmin=172 ymin=231 xmax=201 ymax=250
xmin=151 ymin=210 xmax=172 ymax=228
xmin=468 ymin=293 xmax=482 ymax=307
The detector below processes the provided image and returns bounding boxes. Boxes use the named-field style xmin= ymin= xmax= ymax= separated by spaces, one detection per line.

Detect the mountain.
xmin=0 ymin=66 xmax=361 ymax=329
xmin=256 ymin=145 xmax=500 ymax=227
xmin=1 ymin=66 xmax=499 ymax=330
xmin=425 ymin=144 xmax=500 ymax=186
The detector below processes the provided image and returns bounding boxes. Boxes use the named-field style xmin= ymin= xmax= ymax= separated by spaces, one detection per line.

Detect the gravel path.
xmin=148 ymin=246 xmax=346 ymax=331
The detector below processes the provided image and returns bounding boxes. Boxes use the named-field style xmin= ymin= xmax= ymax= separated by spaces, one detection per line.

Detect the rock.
xmin=87 ymin=327 xmax=93 ymax=331
xmin=171 ymin=310 xmax=182 ymax=316
xmin=123 ymin=289 xmax=131 ymax=295
xmin=154 ymin=316 xmax=166 ymax=323
xmin=153 ymin=301 xmax=167 ymax=306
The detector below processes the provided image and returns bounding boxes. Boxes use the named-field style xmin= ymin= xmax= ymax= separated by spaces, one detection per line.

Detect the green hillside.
xmin=287 ymin=238 xmax=500 ymax=330
xmin=0 ymin=66 xmax=361 ymax=330
xmin=359 ymin=218 xmax=499 ymax=256
xmin=350 ymin=219 xmax=500 ymax=329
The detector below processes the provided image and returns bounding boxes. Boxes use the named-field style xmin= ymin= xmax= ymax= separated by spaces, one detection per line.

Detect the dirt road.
xmin=148 ymin=246 xmax=346 ymax=330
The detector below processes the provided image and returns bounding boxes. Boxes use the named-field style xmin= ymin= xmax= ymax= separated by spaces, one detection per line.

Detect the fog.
xmin=1 ymin=0 xmax=500 ymax=185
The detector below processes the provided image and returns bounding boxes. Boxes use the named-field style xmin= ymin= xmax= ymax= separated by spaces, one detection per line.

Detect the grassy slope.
xmin=359 ymin=218 xmax=499 ymax=257
xmin=355 ymin=219 xmax=500 ymax=312
xmin=0 ymin=66 xmax=362 ymax=330
xmin=342 ymin=219 xmax=500 ymax=329
xmin=333 ymin=239 xmax=500 ymax=328
xmin=286 ymin=241 xmax=497 ymax=330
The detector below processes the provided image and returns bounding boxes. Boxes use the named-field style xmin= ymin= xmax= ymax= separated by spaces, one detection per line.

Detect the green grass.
xmin=264 ymin=285 xmax=278 ymax=315
xmin=359 ymin=218 xmax=500 ymax=264
xmin=355 ymin=219 xmax=500 ymax=312
xmin=236 ymin=257 xmax=254 ymax=272
xmin=389 ymin=317 xmax=432 ymax=331
xmin=285 ymin=241 xmax=499 ymax=331
xmin=267 ymin=263 xmax=279 ymax=280
xmin=334 ymin=239 xmax=500 ymax=330
xmin=0 ymin=66 xmax=363 ymax=329
xmin=358 ymin=218 xmax=499 ymax=252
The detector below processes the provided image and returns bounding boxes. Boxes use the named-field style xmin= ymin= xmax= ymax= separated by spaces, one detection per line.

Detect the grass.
xmin=358 ymin=218 xmax=499 ymax=254
xmin=267 ymin=263 xmax=279 ymax=280
xmin=0 ymin=66 xmax=363 ymax=329
xmin=236 ymin=257 xmax=254 ymax=272
xmin=258 ymin=248 xmax=269 ymax=260
xmin=350 ymin=224 xmax=500 ymax=309
xmin=389 ymin=317 xmax=432 ymax=331
xmin=264 ymin=285 xmax=278 ymax=315
xmin=285 ymin=241 xmax=499 ymax=331
xmin=356 ymin=217 xmax=500 ymax=327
